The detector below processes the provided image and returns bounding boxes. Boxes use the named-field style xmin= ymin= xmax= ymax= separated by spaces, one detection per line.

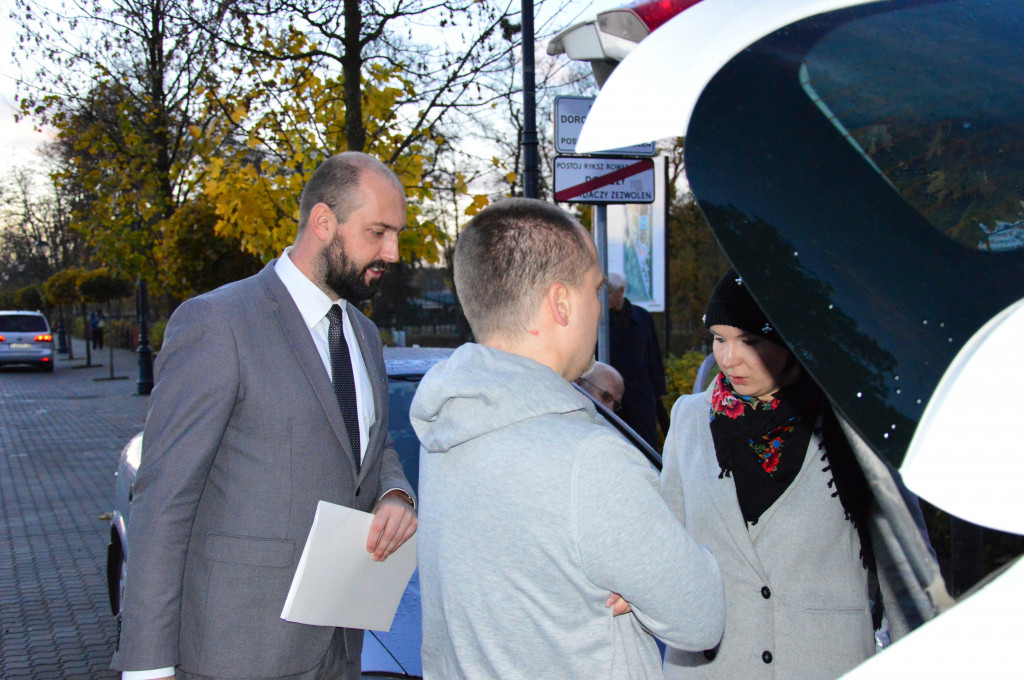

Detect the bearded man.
xmin=112 ymin=152 xmax=417 ymax=680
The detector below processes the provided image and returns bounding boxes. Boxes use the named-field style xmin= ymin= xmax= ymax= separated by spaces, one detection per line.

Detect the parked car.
xmin=107 ymin=345 xmax=657 ymax=678
xmin=568 ymin=0 xmax=1024 ymax=675
xmin=0 ymin=310 xmax=55 ymax=372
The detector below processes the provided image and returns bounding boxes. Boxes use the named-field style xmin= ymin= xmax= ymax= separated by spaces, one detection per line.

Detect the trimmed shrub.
xmin=150 ymin=320 xmax=166 ymax=352
xmin=663 ymin=351 xmax=714 ymax=411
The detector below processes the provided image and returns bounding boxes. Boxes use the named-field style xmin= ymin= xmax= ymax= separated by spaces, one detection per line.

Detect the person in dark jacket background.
xmin=608 ymin=272 xmax=668 ymax=448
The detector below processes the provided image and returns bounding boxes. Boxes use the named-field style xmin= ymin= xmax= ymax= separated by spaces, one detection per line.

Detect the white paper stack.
xmin=281 ymin=500 xmax=417 ymax=631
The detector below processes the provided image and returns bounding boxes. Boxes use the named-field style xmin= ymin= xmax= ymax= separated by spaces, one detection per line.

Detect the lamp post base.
xmin=136 ymin=344 xmax=154 ymax=395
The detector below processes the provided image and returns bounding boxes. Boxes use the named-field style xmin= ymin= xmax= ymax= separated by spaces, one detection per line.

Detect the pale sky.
xmin=1 ymin=0 xmax=56 ymax=174
xmin=0 ymin=0 xmax=624 ymax=176
xmin=1 ymin=37 xmax=52 ymax=172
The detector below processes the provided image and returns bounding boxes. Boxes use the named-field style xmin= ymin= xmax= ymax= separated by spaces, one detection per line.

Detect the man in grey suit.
xmin=112 ymin=152 xmax=418 ymax=680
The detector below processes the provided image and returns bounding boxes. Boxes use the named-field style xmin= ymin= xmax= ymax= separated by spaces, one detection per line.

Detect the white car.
xmin=562 ymin=0 xmax=1024 ymax=675
xmin=0 ymin=310 xmax=56 ymax=372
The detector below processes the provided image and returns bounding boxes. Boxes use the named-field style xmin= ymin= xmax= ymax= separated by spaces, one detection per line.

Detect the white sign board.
xmin=554 ymin=156 xmax=655 ymax=204
xmin=554 ymin=96 xmax=656 ymax=156
xmin=606 ymin=155 xmax=667 ymax=312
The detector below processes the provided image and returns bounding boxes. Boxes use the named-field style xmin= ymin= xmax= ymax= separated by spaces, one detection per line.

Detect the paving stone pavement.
xmin=1 ymin=338 xmax=151 ymax=679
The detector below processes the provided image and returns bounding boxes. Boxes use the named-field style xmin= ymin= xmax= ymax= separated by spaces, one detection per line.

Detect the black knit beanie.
xmin=703 ymin=269 xmax=780 ymax=342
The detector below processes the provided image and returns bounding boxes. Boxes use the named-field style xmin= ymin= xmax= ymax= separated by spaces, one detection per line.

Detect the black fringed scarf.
xmin=709 ymin=372 xmax=877 ymax=584
xmin=709 ymin=372 xmax=817 ymax=523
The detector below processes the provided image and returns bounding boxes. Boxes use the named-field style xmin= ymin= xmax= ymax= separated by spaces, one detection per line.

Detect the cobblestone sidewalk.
xmin=1 ymin=339 xmax=150 ymax=679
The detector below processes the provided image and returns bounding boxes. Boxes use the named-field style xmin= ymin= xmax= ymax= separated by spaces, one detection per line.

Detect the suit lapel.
xmin=258 ymin=263 xmax=356 ymax=472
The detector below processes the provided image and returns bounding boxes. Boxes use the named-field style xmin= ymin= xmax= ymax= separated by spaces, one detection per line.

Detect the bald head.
xmin=297 ymin=151 xmax=403 ymax=234
xmin=608 ymin=272 xmax=626 ymax=311
xmin=576 ymin=361 xmax=624 ymax=412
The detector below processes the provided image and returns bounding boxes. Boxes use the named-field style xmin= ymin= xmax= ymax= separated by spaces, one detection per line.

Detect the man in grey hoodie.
xmin=410 ymin=198 xmax=725 ymax=679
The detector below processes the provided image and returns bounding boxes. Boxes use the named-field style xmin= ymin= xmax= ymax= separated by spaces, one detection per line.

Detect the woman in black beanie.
xmin=659 ymin=269 xmax=878 ymax=680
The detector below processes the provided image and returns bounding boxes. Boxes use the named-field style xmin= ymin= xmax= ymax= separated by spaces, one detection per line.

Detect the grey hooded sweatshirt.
xmin=411 ymin=343 xmax=725 ymax=680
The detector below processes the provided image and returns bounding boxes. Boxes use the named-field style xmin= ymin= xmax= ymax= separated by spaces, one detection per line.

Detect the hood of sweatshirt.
xmin=410 ymin=342 xmax=598 ymax=453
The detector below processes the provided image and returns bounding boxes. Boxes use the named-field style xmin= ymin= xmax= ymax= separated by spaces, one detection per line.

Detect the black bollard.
xmin=136 ymin=279 xmax=154 ymax=395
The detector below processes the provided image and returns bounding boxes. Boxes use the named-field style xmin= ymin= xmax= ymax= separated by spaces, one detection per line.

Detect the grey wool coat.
xmin=112 ymin=262 xmax=414 ymax=678
xmin=660 ymin=385 xmax=876 ymax=680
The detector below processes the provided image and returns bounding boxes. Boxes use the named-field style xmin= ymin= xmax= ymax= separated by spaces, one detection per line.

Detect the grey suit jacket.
xmin=113 ymin=262 xmax=414 ymax=678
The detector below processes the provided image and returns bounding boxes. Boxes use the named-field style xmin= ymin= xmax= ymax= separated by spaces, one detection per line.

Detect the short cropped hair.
xmin=454 ymin=198 xmax=596 ymax=342
xmin=298 ymin=152 xmax=403 ymax=231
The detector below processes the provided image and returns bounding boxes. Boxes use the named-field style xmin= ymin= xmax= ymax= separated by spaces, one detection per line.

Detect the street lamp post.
xmin=38 ymin=238 xmax=69 ymax=356
xmin=522 ymin=0 xmax=539 ymax=198
xmin=136 ymin=277 xmax=154 ymax=395
xmin=56 ymin=307 xmax=69 ymax=354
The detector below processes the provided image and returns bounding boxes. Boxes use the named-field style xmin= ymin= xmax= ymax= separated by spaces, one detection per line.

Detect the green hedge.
xmin=105 ymin=319 xmax=165 ymax=352
xmin=150 ymin=320 xmax=166 ymax=351
xmin=663 ymin=351 xmax=714 ymax=411
xmin=68 ymin=316 xmax=165 ymax=352
xmin=107 ymin=320 xmax=135 ymax=350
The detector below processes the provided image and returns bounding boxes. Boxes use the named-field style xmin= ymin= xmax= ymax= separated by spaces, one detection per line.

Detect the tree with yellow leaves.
xmin=13 ymin=0 xmax=529 ymax=288
xmin=200 ymin=32 xmax=452 ymax=264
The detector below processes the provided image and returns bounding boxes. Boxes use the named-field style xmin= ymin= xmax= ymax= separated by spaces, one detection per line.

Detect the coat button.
xmin=761 ymin=586 xmax=771 ymax=599
xmin=703 ymin=649 xmax=717 ymax=661
xmin=762 ymin=650 xmax=773 ymax=664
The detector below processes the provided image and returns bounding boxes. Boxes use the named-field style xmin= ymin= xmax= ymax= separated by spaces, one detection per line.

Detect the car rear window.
xmin=0 ymin=314 xmax=49 ymax=333
xmin=800 ymin=0 xmax=1024 ymax=252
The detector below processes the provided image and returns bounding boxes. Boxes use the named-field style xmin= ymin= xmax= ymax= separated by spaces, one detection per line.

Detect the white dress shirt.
xmin=274 ymin=248 xmax=375 ymax=459
xmin=124 ymin=251 xmax=378 ymax=680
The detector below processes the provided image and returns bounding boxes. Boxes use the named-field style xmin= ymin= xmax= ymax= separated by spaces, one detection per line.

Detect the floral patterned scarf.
xmin=709 ymin=372 xmax=821 ymax=524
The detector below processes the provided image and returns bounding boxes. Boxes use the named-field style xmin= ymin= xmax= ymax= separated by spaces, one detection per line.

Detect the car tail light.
xmin=35 ymin=334 xmax=53 ymax=342
xmin=0 ymin=334 xmax=5 ymax=342
xmin=41 ymin=357 xmax=51 ymax=363
xmin=632 ymin=0 xmax=704 ymax=31
xmin=598 ymin=0 xmax=704 ymax=40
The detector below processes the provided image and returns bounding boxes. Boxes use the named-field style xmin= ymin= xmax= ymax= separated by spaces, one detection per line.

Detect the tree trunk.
xmin=342 ymin=0 xmax=365 ymax=152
